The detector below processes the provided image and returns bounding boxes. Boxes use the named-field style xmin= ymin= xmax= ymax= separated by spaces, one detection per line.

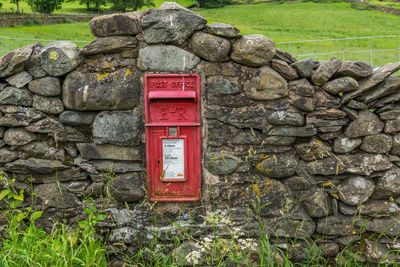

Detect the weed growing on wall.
xmin=0 ymin=172 xmax=108 ymax=266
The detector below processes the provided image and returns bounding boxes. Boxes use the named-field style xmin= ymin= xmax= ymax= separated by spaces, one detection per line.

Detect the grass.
xmin=1 ymin=1 xmax=400 ymax=65
xmin=195 ymin=1 xmax=400 ymax=65
xmin=0 ymin=0 xmax=195 ymax=14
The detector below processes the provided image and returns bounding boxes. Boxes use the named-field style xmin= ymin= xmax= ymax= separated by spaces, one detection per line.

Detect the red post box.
xmin=145 ymin=74 xmax=201 ymax=202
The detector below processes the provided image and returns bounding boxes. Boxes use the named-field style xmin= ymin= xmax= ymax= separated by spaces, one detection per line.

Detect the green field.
xmin=0 ymin=0 xmax=195 ymax=13
xmin=1 ymin=1 xmax=400 ymax=66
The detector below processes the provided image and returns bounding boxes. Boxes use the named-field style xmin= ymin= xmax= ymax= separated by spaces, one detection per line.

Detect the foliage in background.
xmin=196 ymin=0 xmax=231 ymax=8
xmin=108 ymin=0 xmax=154 ymax=12
xmin=26 ymin=0 xmax=64 ymax=13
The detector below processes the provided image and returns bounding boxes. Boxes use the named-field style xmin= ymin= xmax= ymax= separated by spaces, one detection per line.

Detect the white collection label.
xmin=162 ymin=139 xmax=185 ymax=179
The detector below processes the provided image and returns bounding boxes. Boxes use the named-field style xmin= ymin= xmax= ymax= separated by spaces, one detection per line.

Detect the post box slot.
xmin=148 ymin=91 xmax=196 ymax=101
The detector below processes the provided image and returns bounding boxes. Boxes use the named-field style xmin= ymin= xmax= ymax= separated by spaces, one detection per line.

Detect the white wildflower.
xmin=185 ymin=251 xmax=201 ymax=265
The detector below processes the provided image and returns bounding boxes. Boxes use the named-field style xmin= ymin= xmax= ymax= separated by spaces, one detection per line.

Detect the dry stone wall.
xmin=1 ymin=2 xmax=400 ymax=263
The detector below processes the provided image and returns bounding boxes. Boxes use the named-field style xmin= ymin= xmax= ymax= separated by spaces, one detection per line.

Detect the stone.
xmin=270 ymin=59 xmax=299 ymax=81
xmin=91 ymin=160 xmax=143 ymax=173
xmin=14 ymin=168 xmax=87 ymax=183
xmin=89 ymin=12 xmax=141 ymax=37
xmin=363 ymin=216 xmax=400 ymax=236
xmin=32 ymin=95 xmax=64 ymax=115
xmin=5 ymin=71 xmax=33 ymax=88
xmin=28 ymin=77 xmax=61 ymax=97
xmin=336 ymin=61 xmax=373 ymax=79
xmin=77 ymin=143 xmax=141 ymax=161
xmin=84 ymin=182 xmax=104 ymax=197
xmin=372 ymin=168 xmax=400 ymax=199
xmin=275 ymin=49 xmax=297 ymax=64
xmin=342 ymin=62 xmax=400 ymax=103
xmin=0 ymin=87 xmax=33 ymax=106
xmin=284 ymin=176 xmax=314 ymax=191
xmin=80 ymin=36 xmax=138 ymax=55
xmin=358 ymin=76 xmax=400 ymax=103
xmin=142 ymin=2 xmax=206 ymax=45
xmin=268 ymin=126 xmax=317 ymax=137
xmin=267 ymin=111 xmax=304 ymax=126
xmin=4 ymin=128 xmax=36 ymax=146
xmin=59 ymin=111 xmax=97 ymax=126
xmin=291 ymin=58 xmax=313 ymax=78
xmin=308 ymin=108 xmax=347 ymax=120
xmin=27 ymin=66 xmax=46 ymax=79
xmin=385 ymin=119 xmax=400 ymax=133
xmin=34 ymin=183 xmax=80 ymax=209
xmin=317 ymin=215 xmax=359 ymax=236
xmin=289 ymin=79 xmax=314 ymax=97
xmin=311 ymin=57 xmax=341 ymax=86
xmin=347 ymin=100 xmax=367 ymax=110
xmin=339 ymin=202 xmax=357 ymax=215
xmin=189 ymin=32 xmax=230 ymax=62
xmin=322 ymin=77 xmax=358 ymax=94
xmin=4 ymin=158 xmax=68 ymax=174
xmin=40 ymin=41 xmax=82 ymax=77
xmin=231 ymin=34 xmax=276 ymax=66
xmin=359 ymin=200 xmax=400 ymax=216
xmin=92 ymin=110 xmax=141 ymax=146
xmin=379 ymin=106 xmax=400 ymax=120
xmin=319 ymin=242 xmax=339 ymax=258
xmin=342 ymin=107 xmax=358 ymax=120
xmin=250 ymin=178 xmax=294 ymax=217
xmin=254 ymin=152 xmax=298 ymax=178
xmin=263 ymin=136 xmax=296 ymax=145
xmin=0 ymin=127 xmax=4 ymax=138
xmin=0 ymin=114 xmax=30 ymax=126
xmin=107 ymin=172 xmax=145 ymax=202
xmin=63 ymin=68 xmax=140 ymax=111
xmin=0 ymin=44 xmax=33 ymax=78
xmin=302 ymin=188 xmax=330 ymax=217
xmin=360 ymin=134 xmax=392 ymax=154
xmin=295 ymin=138 xmax=331 ymax=161
xmin=17 ymin=141 xmax=64 ymax=160
xmin=333 ymin=136 xmax=362 ymax=153
xmin=63 ymin=181 xmax=90 ymax=197
xmin=206 ymin=152 xmax=239 ymax=175
xmin=26 ymin=118 xmax=64 ymax=133
xmin=206 ymin=77 xmax=241 ymax=95
xmin=205 ymin=22 xmax=240 ymax=38
xmin=337 ymin=176 xmax=375 ymax=206
xmin=243 ymin=66 xmax=288 ymax=100
xmin=391 ymin=134 xmax=400 ymax=155
xmin=365 ymin=239 xmax=395 ymax=263
xmin=306 ymin=154 xmax=392 ymax=176
xmin=137 ymin=45 xmax=200 ymax=72
xmin=0 ymin=147 xmax=19 ymax=163
xmin=290 ymin=96 xmax=315 ymax=112
xmin=318 ymin=131 xmax=341 ymax=140
xmin=345 ymin=110 xmax=383 ymax=138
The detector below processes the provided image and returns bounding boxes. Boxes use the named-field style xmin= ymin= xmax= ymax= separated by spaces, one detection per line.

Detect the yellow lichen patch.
xmin=322 ymin=180 xmax=332 ymax=187
xmin=251 ymin=184 xmax=261 ymax=196
xmin=97 ymin=73 xmax=110 ymax=81
xmin=331 ymin=193 xmax=339 ymax=200
xmin=256 ymin=162 xmax=264 ymax=172
xmin=105 ymin=62 xmax=114 ymax=68
xmin=125 ymin=69 xmax=132 ymax=77
xmin=49 ymin=51 xmax=58 ymax=61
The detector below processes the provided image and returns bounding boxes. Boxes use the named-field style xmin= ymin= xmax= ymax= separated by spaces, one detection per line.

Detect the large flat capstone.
xmin=142 ymin=2 xmax=206 ymax=45
xmin=62 ymin=68 xmax=140 ymax=111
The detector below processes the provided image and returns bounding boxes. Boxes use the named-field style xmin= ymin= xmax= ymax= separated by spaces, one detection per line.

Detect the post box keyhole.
xmin=169 ymin=127 xmax=178 ymax=136
xmin=157 ymin=159 xmax=160 ymax=165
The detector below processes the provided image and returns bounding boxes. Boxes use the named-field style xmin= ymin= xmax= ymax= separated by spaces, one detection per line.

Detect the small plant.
xmin=0 ymin=172 xmax=108 ymax=266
